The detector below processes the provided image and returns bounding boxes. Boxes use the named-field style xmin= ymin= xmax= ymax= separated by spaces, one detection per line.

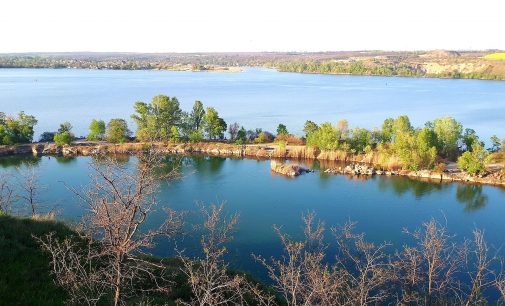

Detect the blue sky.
xmin=1 ymin=0 xmax=504 ymax=52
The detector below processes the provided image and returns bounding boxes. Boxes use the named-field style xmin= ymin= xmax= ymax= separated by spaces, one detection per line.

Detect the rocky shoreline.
xmin=1 ymin=142 xmax=504 ymax=187
xmin=323 ymin=164 xmax=505 ymax=186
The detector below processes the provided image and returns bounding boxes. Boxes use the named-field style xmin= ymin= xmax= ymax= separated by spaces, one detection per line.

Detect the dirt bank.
xmin=1 ymin=142 xmax=504 ymax=187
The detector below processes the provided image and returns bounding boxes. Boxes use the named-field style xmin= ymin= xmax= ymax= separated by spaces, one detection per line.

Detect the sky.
xmin=1 ymin=0 xmax=504 ymax=53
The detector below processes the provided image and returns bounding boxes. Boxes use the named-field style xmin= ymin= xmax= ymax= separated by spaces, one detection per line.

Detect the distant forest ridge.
xmin=1 ymin=50 xmax=505 ymax=80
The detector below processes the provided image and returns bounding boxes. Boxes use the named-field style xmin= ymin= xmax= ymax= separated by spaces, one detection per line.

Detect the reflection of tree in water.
xmin=456 ymin=185 xmax=488 ymax=212
xmin=186 ymin=155 xmax=226 ymax=177
xmin=54 ymin=156 xmax=77 ymax=164
xmin=0 ymin=155 xmax=41 ymax=168
xmin=90 ymin=154 xmax=131 ymax=166
xmin=378 ymin=176 xmax=448 ymax=198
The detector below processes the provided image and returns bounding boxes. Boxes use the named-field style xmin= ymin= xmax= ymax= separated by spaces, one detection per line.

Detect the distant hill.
xmin=1 ymin=50 xmax=505 ymax=80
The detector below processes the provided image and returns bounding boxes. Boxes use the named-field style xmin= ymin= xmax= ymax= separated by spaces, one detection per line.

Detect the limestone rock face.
xmin=270 ymin=160 xmax=310 ymax=177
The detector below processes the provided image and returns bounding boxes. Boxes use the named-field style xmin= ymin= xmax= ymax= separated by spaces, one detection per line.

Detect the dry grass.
xmin=274 ymin=134 xmax=305 ymax=145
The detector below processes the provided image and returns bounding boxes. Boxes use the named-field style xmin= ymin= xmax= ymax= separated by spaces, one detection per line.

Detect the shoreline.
xmin=1 ymin=141 xmax=504 ymax=187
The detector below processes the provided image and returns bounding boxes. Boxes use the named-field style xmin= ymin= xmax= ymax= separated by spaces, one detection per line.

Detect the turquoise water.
xmin=1 ymin=155 xmax=504 ymax=275
xmin=1 ymin=68 xmax=504 ymax=141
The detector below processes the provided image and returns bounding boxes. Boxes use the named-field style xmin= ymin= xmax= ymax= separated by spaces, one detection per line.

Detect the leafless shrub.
xmin=393 ymin=219 xmax=467 ymax=304
xmin=178 ymin=203 xmax=272 ymax=306
xmin=16 ymin=164 xmax=45 ymax=217
xmin=497 ymin=274 xmax=505 ymax=302
xmin=0 ymin=173 xmax=14 ymax=214
xmin=332 ymin=221 xmax=392 ymax=306
xmin=37 ymin=232 xmax=108 ymax=306
xmin=255 ymin=212 xmax=352 ymax=306
xmin=39 ymin=149 xmax=183 ymax=306
xmin=461 ymin=229 xmax=501 ymax=306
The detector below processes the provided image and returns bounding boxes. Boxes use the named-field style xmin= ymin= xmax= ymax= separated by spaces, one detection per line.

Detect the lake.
xmin=1 ymin=155 xmax=505 ymax=277
xmin=1 ymin=68 xmax=505 ymax=142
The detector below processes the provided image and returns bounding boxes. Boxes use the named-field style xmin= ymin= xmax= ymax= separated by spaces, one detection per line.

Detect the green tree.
xmin=236 ymin=127 xmax=247 ymax=144
xmin=276 ymin=124 xmax=288 ymax=136
xmin=306 ymin=122 xmax=339 ymax=150
xmin=189 ymin=100 xmax=205 ymax=131
xmin=131 ymin=95 xmax=182 ymax=141
xmin=0 ymin=112 xmax=37 ymax=144
xmin=457 ymin=144 xmax=489 ymax=175
xmin=379 ymin=117 xmax=395 ymax=143
xmin=203 ymin=107 xmax=227 ymax=140
xmin=392 ymin=115 xmax=413 ymax=136
xmin=87 ymin=119 xmax=106 ymax=141
xmin=53 ymin=121 xmax=74 ymax=145
xmin=433 ymin=117 xmax=462 ymax=159
xmin=53 ymin=132 xmax=73 ymax=145
xmin=106 ymin=119 xmax=131 ymax=143
xmin=303 ymin=120 xmax=318 ymax=137
xmin=348 ymin=128 xmax=373 ymax=153
xmin=393 ymin=128 xmax=437 ymax=170
xmin=57 ymin=122 xmax=73 ymax=134
xmin=39 ymin=132 xmax=55 ymax=142
xmin=490 ymin=135 xmax=501 ymax=152
xmin=462 ymin=128 xmax=482 ymax=152
xmin=170 ymin=126 xmax=180 ymax=143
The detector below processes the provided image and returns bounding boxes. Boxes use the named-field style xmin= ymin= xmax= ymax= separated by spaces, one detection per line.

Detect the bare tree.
xmin=37 ymin=232 xmax=109 ymax=306
xmin=40 ymin=149 xmax=183 ymax=306
xmin=332 ymin=221 xmax=392 ymax=306
xmin=394 ymin=219 xmax=466 ymax=304
xmin=228 ymin=122 xmax=240 ymax=142
xmin=16 ymin=164 xmax=45 ymax=217
xmin=463 ymin=229 xmax=500 ymax=306
xmin=0 ymin=174 xmax=14 ymax=214
xmin=255 ymin=212 xmax=352 ymax=306
xmin=178 ymin=204 xmax=251 ymax=305
xmin=497 ymin=274 xmax=505 ymax=302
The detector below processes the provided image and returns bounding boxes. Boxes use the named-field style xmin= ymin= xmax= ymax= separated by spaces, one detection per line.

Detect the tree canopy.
xmin=0 ymin=112 xmax=38 ymax=145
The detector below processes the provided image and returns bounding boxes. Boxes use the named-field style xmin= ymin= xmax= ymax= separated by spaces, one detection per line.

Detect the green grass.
xmin=0 ymin=215 xmax=71 ymax=305
xmin=484 ymin=52 xmax=505 ymax=60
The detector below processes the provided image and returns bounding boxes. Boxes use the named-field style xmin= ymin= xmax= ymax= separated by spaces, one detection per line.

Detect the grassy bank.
xmin=0 ymin=215 xmax=71 ymax=305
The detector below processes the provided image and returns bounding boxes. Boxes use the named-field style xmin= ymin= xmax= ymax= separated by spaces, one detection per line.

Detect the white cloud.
xmin=0 ymin=0 xmax=503 ymax=52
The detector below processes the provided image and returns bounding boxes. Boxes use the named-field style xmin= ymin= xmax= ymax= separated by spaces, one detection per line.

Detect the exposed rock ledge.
xmin=324 ymin=164 xmax=505 ymax=186
xmin=0 ymin=142 xmax=504 ymax=186
xmin=270 ymin=160 xmax=311 ymax=177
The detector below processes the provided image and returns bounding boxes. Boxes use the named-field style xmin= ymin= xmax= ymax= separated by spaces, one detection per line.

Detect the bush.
xmin=457 ymin=144 xmax=489 ymax=175
xmin=275 ymin=134 xmax=305 ymax=145
xmin=106 ymin=119 xmax=131 ymax=143
xmin=306 ymin=122 xmax=339 ymax=150
xmin=392 ymin=129 xmax=437 ymax=171
xmin=188 ymin=130 xmax=203 ymax=143
xmin=53 ymin=132 xmax=73 ymax=146
xmin=254 ymin=131 xmax=275 ymax=143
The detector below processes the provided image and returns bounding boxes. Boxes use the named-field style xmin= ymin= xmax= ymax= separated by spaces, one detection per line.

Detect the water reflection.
xmin=377 ymin=176 xmax=449 ymax=198
xmin=456 ymin=185 xmax=488 ymax=212
xmin=0 ymin=155 xmax=41 ymax=168
xmin=186 ymin=155 xmax=226 ymax=177
xmin=54 ymin=156 xmax=77 ymax=165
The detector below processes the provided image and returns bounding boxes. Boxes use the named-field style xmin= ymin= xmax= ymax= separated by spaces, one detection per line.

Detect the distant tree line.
xmin=277 ymin=60 xmax=505 ymax=80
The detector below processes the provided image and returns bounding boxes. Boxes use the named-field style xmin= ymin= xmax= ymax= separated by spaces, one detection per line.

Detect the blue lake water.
xmin=0 ymin=68 xmax=504 ymax=141
xmin=1 ymin=155 xmax=504 ymax=277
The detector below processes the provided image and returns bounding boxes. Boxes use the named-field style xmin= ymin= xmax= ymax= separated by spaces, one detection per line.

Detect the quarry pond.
xmin=1 ymin=154 xmax=504 ymax=276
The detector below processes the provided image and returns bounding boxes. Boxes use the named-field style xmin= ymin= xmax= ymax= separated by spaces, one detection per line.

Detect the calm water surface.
xmin=1 ymin=155 xmax=504 ymax=276
xmin=0 ymin=68 xmax=504 ymax=141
